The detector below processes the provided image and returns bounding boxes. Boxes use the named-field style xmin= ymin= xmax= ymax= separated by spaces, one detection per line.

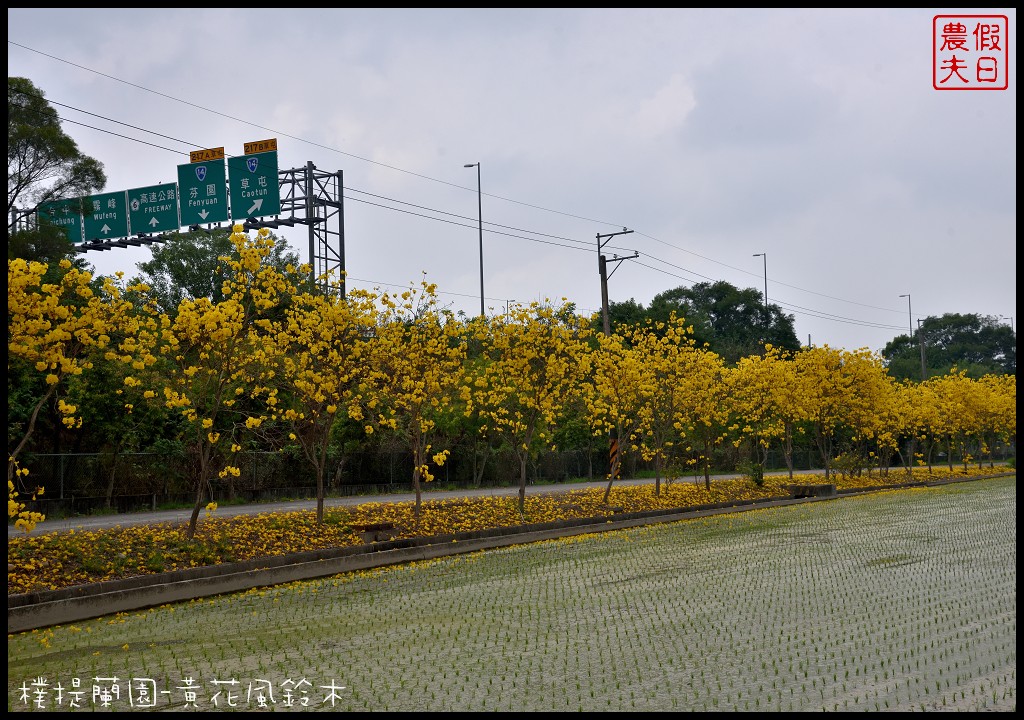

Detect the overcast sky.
xmin=8 ymin=8 xmax=1017 ymax=352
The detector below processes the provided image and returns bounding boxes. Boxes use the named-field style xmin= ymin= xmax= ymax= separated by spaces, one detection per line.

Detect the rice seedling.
xmin=7 ymin=476 xmax=1016 ymax=712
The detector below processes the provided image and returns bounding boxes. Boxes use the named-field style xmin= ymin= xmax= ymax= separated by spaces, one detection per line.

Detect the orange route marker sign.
xmin=244 ymin=138 xmax=278 ymax=155
xmin=189 ymin=147 xmax=225 ymax=163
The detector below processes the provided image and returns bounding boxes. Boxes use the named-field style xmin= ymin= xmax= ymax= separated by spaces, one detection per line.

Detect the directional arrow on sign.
xmin=247 ymin=199 xmax=263 ymax=215
xmin=101 ymin=224 xmax=111 ymax=234
xmin=149 ymin=217 xmax=160 ymax=228
xmin=199 ymin=209 xmax=209 ymax=220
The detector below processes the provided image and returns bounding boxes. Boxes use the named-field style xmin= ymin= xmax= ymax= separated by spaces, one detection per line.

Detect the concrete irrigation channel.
xmin=7 ymin=474 xmax=1016 ymax=711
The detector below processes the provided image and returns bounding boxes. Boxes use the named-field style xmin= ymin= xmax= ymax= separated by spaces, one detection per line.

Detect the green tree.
xmin=65 ymin=352 xmax=178 ymax=510
xmin=607 ymin=280 xmax=800 ymax=363
xmin=882 ymin=313 xmax=1015 ymax=380
xmin=132 ymin=227 xmax=301 ymax=315
xmin=598 ymin=297 xmax=648 ymax=334
xmin=8 ymin=77 xmax=106 ymax=263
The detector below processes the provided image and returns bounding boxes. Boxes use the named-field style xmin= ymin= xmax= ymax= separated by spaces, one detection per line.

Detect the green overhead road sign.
xmin=38 ymin=198 xmax=85 ymax=245
xmin=229 ymin=150 xmax=281 ymax=221
xmin=128 ymin=183 xmax=180 ymax=235
xmin=178 ymin=159 xmax=229 ymax=226
xmin=83 ymin=191 xmax=129 ymax=241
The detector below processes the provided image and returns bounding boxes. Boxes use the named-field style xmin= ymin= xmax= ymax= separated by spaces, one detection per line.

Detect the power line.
xmin=9 ymin=44 xmax=920 ymax=335
xmin=344 ymin=194 xmax=614 ymax=254
xmin=632 ymin=261 xmax=905 ymax=331
xmin=345 ymin=187 xmax=595 ymax=248
xmin=29 ymin=100 xmax=910 ymax=333
xmin=634 ymin=230 xmax=907 ymax=316
xmin=14 ymin=87 xmax=638 ymax=256
xmin=9 ymin=41 xmax=629 ymax=228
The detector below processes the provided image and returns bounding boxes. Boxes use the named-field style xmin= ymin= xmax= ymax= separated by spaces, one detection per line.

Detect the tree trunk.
xmin=784 ymin=421 xmax=795 ymax=480
xmin=8 ymin=384 xmax=57 ymax=484
xmin=186 ymin=442 xmax=214 ymax=540
xmin=314 ymin=437 xmax=333 ymax=525
xmin=186 ymin=478 xmax=204 ymax=539
xmin=412 ymin=445 xmax=423 ymax=516
xmin=814 ymin=424 xmax=832 ymax=481
xmin=315 ymin=466 xmax=325 ymax=524
xmin=603 ymin=452 xmax=621 ymax=504
xmin=703 ymin=439 xmax=712 ymax=490
xmin=473 ymin=442 xmax=488 ymax=487
xmin=105 ymin=446 xmax=122 ymax=510
xmin=332 ymin=456 xmax=347 ymax=490
xmin=602 ymin=425 xmax=621 ymax=504
xmin=587 ymin=435 xmax=594 ymax=480
xmin=412 ymin=470 xmax=422 ymax=515
xmin=518 ymin=451 xmax=528 ymax=514
xmin=905 ymin=437 xmax=915 ymax=480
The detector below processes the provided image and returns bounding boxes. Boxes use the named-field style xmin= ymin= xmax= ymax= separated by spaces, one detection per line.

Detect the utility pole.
xmin=596 ymin=229 xmax=638 ymax=336
xmin=917 ymin=319 xmax=928 ymax=381
xmin=463 ymin=162 xmax=485 ymax=317
xmin=596 ymin=229 xmax=637 ymax=497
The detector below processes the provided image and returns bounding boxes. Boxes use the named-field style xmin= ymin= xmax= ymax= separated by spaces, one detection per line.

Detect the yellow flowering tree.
xmin=838 ymin=348 xmax=895 ymax=477
xmin=155 ymin=225 xmax=291 ymax=539
xmin=675 ymin=346 xmax=730 ymax=489
xmin=792 ymin=346 xmax=891 ymax=479
xmin=7 ymin=257 xmax=152 ymax=531
xmin=586 ymin=315 xmax=693 ymax=499
xmin=891 ymin=379 xmax=928 ymax=479
xmin=910 ymin=379 xmax=942 ymax=472
xmin=772 ymin=349 xmax=810 ymax=479
xmin=457 ymin=316 xmax=502 ymax=486
xmin=977 ymin=373 xmax=1016 ymax=466
xmin=586 ymin=328 xmax=646 ymax=502
xmin=259 ymin=278 xmax=380 ymax=523
xmin=792 ymin=346 xmax=849 ymax=480
xmin=728 ymin=344 xmax=796 ymax=484
xmin=475 ymin=301 xmax=593 ymax=513
xmin=927 ymin=370 xmax=976 ymax=471
xmin=361 ymin=280 xmax=467 ymax=516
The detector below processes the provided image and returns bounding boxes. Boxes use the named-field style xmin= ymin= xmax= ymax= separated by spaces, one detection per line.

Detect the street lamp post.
xmin=899 ymin=294 xmax=913 ymax=337
xmin=901 ymin=293 xmax=926 ymax=381
xmin=1000 ymin=315 xmax=1015 ymax=333
xmin=464 ymin=162 xmax=484 ymax=317
xmin=752 ymin=253 xmax=768 ymax=311
xmin=917 ymin=319 xmax=928 ymax=381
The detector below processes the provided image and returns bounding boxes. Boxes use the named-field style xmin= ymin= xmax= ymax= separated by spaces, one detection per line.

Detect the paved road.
xmin=9 ymin=469 xmax=826 ymax=537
